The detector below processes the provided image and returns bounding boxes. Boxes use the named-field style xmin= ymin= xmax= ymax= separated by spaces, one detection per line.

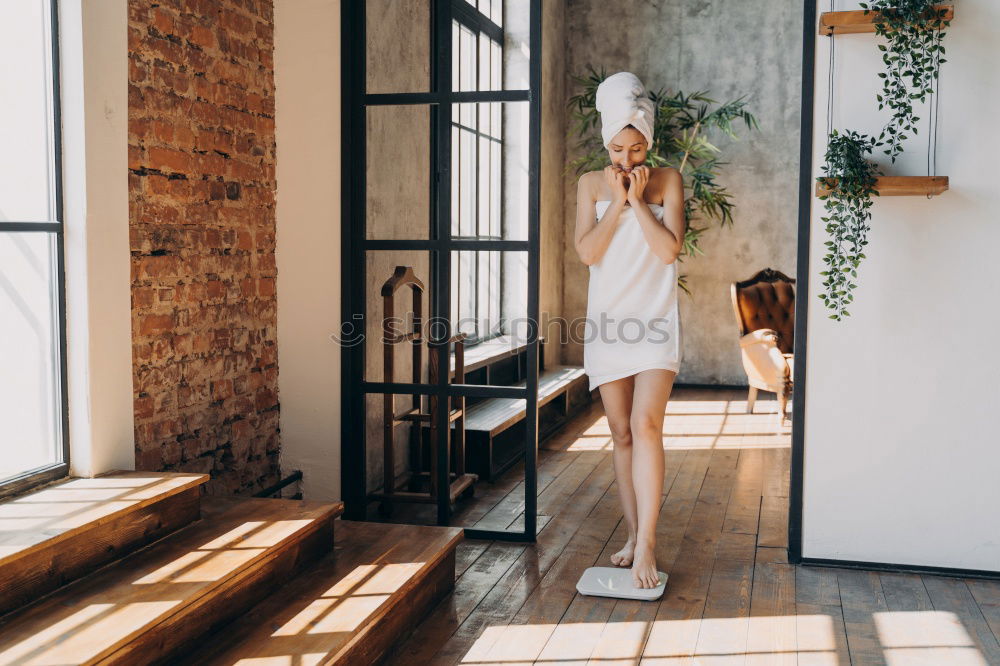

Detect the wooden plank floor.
xmin=379 ymin=387 xmax=1000 ymax=665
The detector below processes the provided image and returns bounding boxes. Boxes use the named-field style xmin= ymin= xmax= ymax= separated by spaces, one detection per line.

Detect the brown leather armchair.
xmin=731 ymin=268 xmax=795 ymax=420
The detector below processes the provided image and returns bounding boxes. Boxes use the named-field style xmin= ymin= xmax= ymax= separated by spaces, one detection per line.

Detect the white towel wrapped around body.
xmin=595 ymin=71 xmax=655 ymax=149
xmin=585 ymin=72 xmax=682 ymax=391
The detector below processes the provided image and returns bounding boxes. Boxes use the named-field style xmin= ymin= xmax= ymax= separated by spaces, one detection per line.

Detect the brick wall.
xmin=127 ymin=0 xmax=279 ymax=495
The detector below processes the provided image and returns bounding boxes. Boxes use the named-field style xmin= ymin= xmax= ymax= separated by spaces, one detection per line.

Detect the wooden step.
xmin=0 ymin=471 xmax=208 ymax=618
xmin=178 ymin=519 xmax=463 ymax=665
xmin=0 ymin=496 xmax=343 ymax=665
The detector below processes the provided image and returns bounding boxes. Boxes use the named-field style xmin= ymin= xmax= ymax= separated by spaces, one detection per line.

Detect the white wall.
xmin=803 ymin=0 xmax=1000 ymax=571
xmin=273 ymin=0 xmax=342 ymax=502
xmin=61 ymin=0 xmax=135 ymax=476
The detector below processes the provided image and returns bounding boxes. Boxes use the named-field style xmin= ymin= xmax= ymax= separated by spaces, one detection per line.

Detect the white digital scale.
xmin=575 ymin=566 xmax=669 ymax=601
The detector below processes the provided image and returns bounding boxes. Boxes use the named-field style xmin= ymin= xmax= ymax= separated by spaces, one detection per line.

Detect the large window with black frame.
xmin=451 ymin=0 xmax=505 ymax=346
xmin=0 ymin=0 xmax=69 ymax=495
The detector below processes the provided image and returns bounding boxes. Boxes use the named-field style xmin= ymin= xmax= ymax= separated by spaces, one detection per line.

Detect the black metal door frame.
xmin=341 ymin=0 xmax=542 ymax=542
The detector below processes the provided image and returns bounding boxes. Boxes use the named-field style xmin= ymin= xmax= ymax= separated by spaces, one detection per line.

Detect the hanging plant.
xmin=566 ymin=64 xmax=758 ymax=296
xmin=861 ymin=0 xmax=951 ymax=163
xmin=816 ymin=129 xmax=883 ymax=320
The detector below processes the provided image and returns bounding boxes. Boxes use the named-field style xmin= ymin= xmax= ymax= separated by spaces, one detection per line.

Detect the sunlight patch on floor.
xmin=565 ymin=396 xmax=791 ymax=452
xmin=455 ymin=612 xmax=988 ymax=665
xmin=875 ymin=611 xmax=987 ymax=666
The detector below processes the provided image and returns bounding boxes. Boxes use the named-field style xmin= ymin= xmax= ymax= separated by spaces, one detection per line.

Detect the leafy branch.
xmin=816 ymin=130 xmax=883 ymax=320
xmin=860 ymin=0 xmax=951 ymax=163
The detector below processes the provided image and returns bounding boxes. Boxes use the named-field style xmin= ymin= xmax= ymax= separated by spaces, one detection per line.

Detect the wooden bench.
xmin=450 ymin=364 xmax=588 ymax=481
xmin=413 ymin=336 xmax=590 ymax=483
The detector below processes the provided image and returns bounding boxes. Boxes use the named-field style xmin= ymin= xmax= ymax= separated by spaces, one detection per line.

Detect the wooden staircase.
xmin=0 ymin=471 xmax=464 ymax=665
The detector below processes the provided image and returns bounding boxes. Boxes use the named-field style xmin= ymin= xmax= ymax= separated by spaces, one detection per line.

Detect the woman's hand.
xmin=604 ymin=165 xmax=628 ymax=206
xmin=627 ymin=166 xmax=649 ymax=206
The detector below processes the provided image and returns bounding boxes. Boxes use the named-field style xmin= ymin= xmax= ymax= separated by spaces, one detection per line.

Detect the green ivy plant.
xmin=566 ymin=64 xmax=758 ymax=295
xmin=816 ymin=130 xmax=883 ymax=320
xmin=861 ymin=0 xmax=951 ymax=163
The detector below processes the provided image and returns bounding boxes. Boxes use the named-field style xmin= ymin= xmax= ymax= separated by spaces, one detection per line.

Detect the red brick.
xmin=139 ymin=313 xmax=175 ymax=336
xmin=151 ymin=8 xmax=175 ymax=35
xmin=162 ymin=440 xmax=182 ymax=466
xmin=135 ymin=395 xmax=155 ymax=419
xmin=211 ymin=379 xmax=234 ymax=401
xmin=136 ymin=446 xmax=162 ymax=471
xmin=145 ymin=37 xmax=184 ymax=65
xmin=188 ymin=24 xmax=215 ymax=49
xmin=133 ymin=287 xmax=155 ymax=308
xmin=147 ymin=146 xmax=191 ymax=173
xmin=257 ymin=277 xmax=275 ymax=298
xmin=136 ymin=255 xmax=181 ymax=279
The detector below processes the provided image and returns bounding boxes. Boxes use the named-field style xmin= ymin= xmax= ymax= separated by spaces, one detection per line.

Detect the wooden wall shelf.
xmin=819 ymin=4 xmax=954 ymax=35
xmin=816 ymin=176 xmax=949 ymax=197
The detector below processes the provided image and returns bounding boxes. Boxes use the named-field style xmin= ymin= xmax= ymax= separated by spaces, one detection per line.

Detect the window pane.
xmin=0 ymin=0 xmax=56 ymax=222
xmin=452 ymin=21 xmax=461 ymax=112
xmin=459 ymin=128 xmax=475 ymax=236
xmin=455 ymin=251 xmax=477 ymax=339
xmin=0 ymin=232 xmax=62 ymax=480
xmin=503 ymin=0 xmax=529 ymax=89
xmin=491 ymin=141 xmax=501 ymax=237
xmin=451 ymin=126 xmax=460 ymax=236
xmin=478 ymin=33 xmax=490 ymax=92
xmin=451 ymin=250 xmax=520 ymax=346
xmin=477 ymin=250 xmax=490 ymax=337
xmin=478 ymin=135 xmax=490 ymax=237
xmin=366 ymin=105 xmax=431 ymax=240
xmin=491 ymin=40 xmax=502 ymax=91
xmin=459 ymin=23 xmax=476 ymax=92
xmin=451 ymin=103 xmax=522 ymax=241
xmin=502 ymin=101 xmax=528 ymax=241
xmin=366 ymin=0 xmax=430 ymax=94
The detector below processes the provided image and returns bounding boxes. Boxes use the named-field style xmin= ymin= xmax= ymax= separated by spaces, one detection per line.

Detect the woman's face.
xmin=606 ymin=126 xmax=648 ymax=174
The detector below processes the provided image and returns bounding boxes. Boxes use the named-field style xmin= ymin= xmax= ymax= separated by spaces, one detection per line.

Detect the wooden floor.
xmin=380 ymin=387 xmax=1000 ymax=665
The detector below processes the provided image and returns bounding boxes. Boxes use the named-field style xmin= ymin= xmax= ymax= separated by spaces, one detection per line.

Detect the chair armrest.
xmin=739 ymin=329 xmax=791 ymax=390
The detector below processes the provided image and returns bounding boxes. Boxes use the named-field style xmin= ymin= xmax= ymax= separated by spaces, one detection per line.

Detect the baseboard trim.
xmin=798 ymin=555 xmax=1000 ymax=581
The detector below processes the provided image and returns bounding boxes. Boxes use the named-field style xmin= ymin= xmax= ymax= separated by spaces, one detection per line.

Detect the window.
xmin=0 ymin=0 xmax=69 ymax=493
xmin=450 ymin=1 xmax=504 ymax=346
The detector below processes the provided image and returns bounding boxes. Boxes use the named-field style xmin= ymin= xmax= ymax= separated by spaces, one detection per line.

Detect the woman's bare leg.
xmin=597 ymin=375 xmax=638 ymax=566
xmin=629 ymin=368 xmax=676 ymax=588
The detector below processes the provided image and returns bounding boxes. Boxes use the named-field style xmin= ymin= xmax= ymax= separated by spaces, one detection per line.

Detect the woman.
xmin=574 ymin=72 xmax=686 ymax=590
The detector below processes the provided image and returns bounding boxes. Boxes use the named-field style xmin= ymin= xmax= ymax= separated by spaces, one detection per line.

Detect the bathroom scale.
xmin=576 ymin=566 xmax=669 ymax=601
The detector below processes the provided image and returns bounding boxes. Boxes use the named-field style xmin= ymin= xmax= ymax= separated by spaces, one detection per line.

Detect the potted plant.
xmin=567 ymin=65 xmax=759 ymax=295
xmin=861 ymin=0 xmax=952 ymax=162
xmin=816 ymin=130 xmax=882 ymax=320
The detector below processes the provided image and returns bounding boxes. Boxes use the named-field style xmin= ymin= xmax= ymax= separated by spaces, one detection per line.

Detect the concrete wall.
xmin=560 ymin=0 xmax=803 ymax=385
xmin=540 ymin=1 xmax=568 ymax=363
xmin=802 ymin=0 xmax=1000 ymax=572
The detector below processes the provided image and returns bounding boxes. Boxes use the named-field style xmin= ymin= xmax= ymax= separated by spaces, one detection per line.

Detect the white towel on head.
xmin=595 ymin=71 xmax=655 ymax=149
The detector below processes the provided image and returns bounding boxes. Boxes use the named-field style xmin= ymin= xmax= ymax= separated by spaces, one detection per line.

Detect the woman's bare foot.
xmin=631 ymin=540 xmax=659 ymax=589
xmin=610 ymin=537 xmax=636 ymax=567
